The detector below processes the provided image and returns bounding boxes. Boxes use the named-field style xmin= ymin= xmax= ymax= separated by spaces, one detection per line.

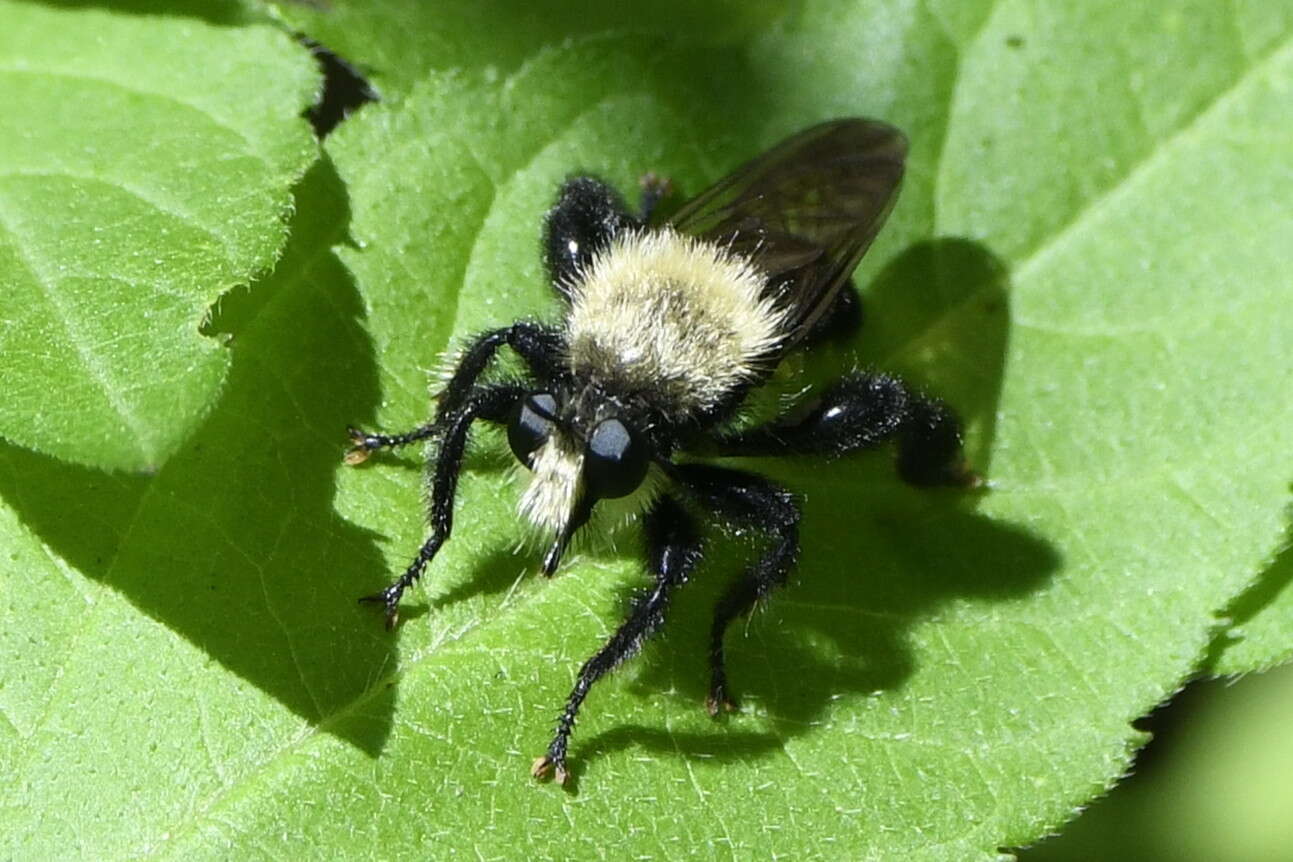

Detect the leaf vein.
xmin=1013 ymin=34 xmax=1293 ymax=283
xmin=0 ymin=194 xmax=152 ymax=457
xmin=0 ymin=66 xmax=262 ymax=157
xmin=0 ymin=169 xmax=240 ymax=270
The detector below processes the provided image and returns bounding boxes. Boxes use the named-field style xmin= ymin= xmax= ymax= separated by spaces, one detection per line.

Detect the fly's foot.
xmin=344 ymin=426 xmax=380 ymax=465
xmin=706 ymin=676 xmax=740 ymax=717
xmin=358 ymin=583 xmax=404 ymax=630
xmin=638 ymin=172 xmax=674 ymax=223
xmin=948 ymin=460 xmax=985 ymax=490
xmin=531 ymin=753 xmax=569 ymax=786
xmin=706 ymin=692 xmax=740 ymax=718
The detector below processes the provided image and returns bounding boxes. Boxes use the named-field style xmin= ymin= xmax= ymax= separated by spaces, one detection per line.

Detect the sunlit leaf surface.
xmin=1 ymin=1 xmax=1290 ymax=859
xmin=0 ymin=1 xmax=318 ymax=469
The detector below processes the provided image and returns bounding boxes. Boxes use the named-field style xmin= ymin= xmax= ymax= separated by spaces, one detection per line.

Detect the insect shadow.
xmin=1202 ymin=514 xmax=1293 ymax=673
xmin=575 ymin=238 xmax=1060 ymax=770
xmin=0 ymin=157 xmax=401 ymax=755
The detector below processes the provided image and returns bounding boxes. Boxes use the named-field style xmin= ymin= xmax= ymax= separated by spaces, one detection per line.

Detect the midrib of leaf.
xmin=149 ymin=24 xmax=1291 ymax=857
xmin=922 ymin=0 xmax=1001 ymax=234
xmin=1012 ymin=33 xmax=1292 ymax=284
xmin=0 ymin=65 xmax=261 ymax=157
xmin=0 ymin=197 xmax=151 ymax=457
xmin=893 ymin=29 xmax=1291 ymax=373
xmin=3 ymin=167 xmax=239 ymax=275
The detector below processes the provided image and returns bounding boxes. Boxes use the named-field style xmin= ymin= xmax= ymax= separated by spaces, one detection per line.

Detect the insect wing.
xmin=668 ymin=119 xmax=907 ymax=347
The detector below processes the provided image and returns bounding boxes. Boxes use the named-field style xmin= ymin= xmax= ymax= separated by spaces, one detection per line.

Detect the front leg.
xmin=359 ymin=383 xmax=523 ymax=629
xmin=344 ymin=423 xmax=436 ymax=465
xmin=532 ymin=495 xmax=701 ymax=785
xmin=674 ymin=464 xmax=801 ymax=715
xmin=345 ymin=321 xmax=564 ymax=463
xmin=716 ymin=371 xmax=978 ymax=487
xmin=436 ymin=322 xmax=565 ymax=418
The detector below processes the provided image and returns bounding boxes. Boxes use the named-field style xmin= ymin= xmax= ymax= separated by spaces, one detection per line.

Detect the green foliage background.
xmin=0 ymin=1 xmax=1290 ymax=859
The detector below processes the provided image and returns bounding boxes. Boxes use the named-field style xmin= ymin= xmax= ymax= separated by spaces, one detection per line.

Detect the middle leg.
xmin=801 ymin=283 xmax=863 ymax=346
xmin=673 ymin=464 xmax=801 ymax=715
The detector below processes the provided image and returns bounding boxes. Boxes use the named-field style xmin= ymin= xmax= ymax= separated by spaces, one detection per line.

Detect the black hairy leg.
xmin=543 ymin=176 xmax=639 ymax=298
xmin=715 ymin=371 xmax=978 ymax=487
xmin=344 ymin=422 xmax=438 ymax=465
xmin=532 ymin=495 xmax=702 ymax=785
xmin=345 ymin=322 xmax=564 ymax=465
xmin=435 ymin=322 xmax=565 ymax=418
xmin=358 ymin=383 xmax=523 ymax=628
xmin=674 ymin=464 xmax=801 ymax=715
xmin=894 ymin=396 xmax=978 ymax=487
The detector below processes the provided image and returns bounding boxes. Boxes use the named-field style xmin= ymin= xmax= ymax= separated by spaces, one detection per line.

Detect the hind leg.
xmin=715 ymin=371 xmax=977 ymax=488
xmin=543 ymin=177 xmax=638 ymax=299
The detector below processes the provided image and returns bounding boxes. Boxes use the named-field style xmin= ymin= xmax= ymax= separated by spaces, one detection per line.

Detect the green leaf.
xmin=258 ymin=0 xmax=782 ymax=94
xmin=0 ymin=1 xmax=318 ymax=470
xmin=0 ymin=155 xmax=390 ymax=858
xmin=3 ymin=2 xmax=1292 ymax=860
xmin=1020 ymin=665 xmax=1293 ymax=861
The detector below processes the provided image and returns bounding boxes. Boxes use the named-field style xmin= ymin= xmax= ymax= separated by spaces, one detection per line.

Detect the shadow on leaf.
xmin=556 ymin=724 xmax=786 ymax=793
xmin=0 ymin=157 xmax=399 ymax=755
xmin=1202 ymin=516 xmax=1293 ymax=673
xmin=572 ymin=237 xmax=1057 ymax=769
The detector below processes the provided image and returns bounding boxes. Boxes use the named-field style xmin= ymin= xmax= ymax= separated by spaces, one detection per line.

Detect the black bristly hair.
xmin=344 ymin=120 xmax=979 ymax=786
xmin=543 ymin=176 xmax=638 ymax=301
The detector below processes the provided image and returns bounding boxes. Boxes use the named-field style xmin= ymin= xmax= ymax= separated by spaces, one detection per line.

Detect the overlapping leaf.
xmin=0 ymin=1 xmax=318 ymax=469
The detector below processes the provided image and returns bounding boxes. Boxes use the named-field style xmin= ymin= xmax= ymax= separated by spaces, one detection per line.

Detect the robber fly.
xmin=345 ymin=119 xmax=975 ymax=784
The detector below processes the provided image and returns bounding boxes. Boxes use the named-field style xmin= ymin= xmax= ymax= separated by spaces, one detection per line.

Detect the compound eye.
xmin=508 ymin=393 xmax=558 ymax=468
xmin=584 ymin=418 xmax=649 ymax=499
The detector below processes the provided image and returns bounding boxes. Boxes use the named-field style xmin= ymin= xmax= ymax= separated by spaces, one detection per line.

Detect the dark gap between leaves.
xmin=300 ymin=36 xmax=379 ymax=138
xmin=1005 ymin=677 xmax=1235 ymax=858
